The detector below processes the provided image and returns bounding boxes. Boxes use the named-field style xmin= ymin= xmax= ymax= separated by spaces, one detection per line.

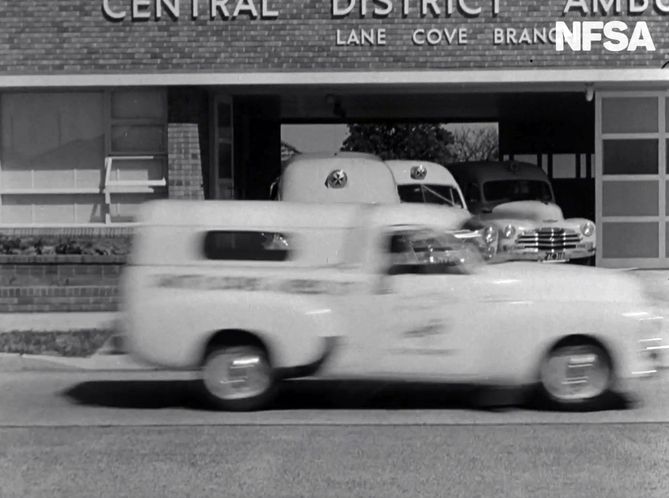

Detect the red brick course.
xmin=168 ymin=123 xmax=205 ymax=200
xmin=0 ymin=286 xmax=119 ymax=311
xmin=0 ymin=262 xmax=123 ymax=312
xmin=0 ymin=263 xmax=123 ymax=287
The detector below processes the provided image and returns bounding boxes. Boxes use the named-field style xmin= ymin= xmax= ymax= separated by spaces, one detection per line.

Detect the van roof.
xmin=280 ymin=153 xmax=400 ymax=204
xmin=385 ymin=160 xmax=459 ymax=185
xmin=446 ymin=161 xmax=549 ymax=183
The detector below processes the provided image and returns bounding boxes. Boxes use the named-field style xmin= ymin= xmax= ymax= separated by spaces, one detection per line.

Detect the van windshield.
xmin=483 ymin=180 xmax=553 ymax=203
xmin=397 ymin=184 xmax=464 ymax=208
xmin=387 ymin=229 xmax=483 ymax=275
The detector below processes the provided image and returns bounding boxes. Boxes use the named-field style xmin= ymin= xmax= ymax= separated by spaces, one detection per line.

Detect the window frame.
xmin=0 ymin=89 xmax=168 ymax=226
xmin=596 ymin=91 xmax=667 ymax=267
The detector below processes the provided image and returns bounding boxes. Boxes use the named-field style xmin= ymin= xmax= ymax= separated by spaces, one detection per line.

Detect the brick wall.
xmin=168 ymin=87 xmax=210 ymax=198
xmin=168 ymin=123 xmax=205 ymax=200
xmin=0 ymin=258 xmax=123 ymax=313
xmin=0 ymin=1 xmax=666 ymax=73
xmin=0 ymin=226 xmax=133 ymax=239
xmin=0 ymin=227 xmax=129 ymax=313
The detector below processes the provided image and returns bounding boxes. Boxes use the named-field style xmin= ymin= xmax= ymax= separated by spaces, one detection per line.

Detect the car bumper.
xmin=497 ymin=244 xmax=595 ymax=262
xmin=616 ymin=369 xmax=658 ymax=402
xmin=640 ymin=339 xmax=669 ymax=370
xmin=615 ymin=346 xmax=662 ymax=395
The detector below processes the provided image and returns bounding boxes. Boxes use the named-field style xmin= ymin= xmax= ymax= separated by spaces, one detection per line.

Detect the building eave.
xmin=0 ymin=68 xmax=668 ymax=89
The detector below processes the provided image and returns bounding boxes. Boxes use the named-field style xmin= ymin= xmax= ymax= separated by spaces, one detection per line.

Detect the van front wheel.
xmin=538 ymin=342 xmax=613 ymax=411
xmin=200 ymin=345 xmax=276 ymax=411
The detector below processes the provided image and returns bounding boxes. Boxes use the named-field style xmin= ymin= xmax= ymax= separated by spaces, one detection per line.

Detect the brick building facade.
xmin=1 ymin=1 xmax=667 ymax=71
xmin=1 ymin=0 xmax=669 ymax=308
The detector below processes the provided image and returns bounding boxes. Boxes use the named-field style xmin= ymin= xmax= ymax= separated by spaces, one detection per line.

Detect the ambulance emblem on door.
xmin=326 ymin=169 xmax=348 ymax=188
xmin=410 ymin=165 xmax=427 ymax=180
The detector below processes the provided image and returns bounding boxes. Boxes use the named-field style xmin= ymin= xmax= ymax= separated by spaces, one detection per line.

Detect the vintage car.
xmin=121 ymin=200 xmax=660 ymax=412
xmin=446 ymin=161 xmax=596 ymax=263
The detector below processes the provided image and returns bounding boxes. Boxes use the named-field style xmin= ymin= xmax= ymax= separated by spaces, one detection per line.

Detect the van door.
xmin=366 ymin=229 xmax=483 ymax=380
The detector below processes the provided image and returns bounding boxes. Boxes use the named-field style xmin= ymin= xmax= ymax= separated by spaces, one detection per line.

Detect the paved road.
xmin=0 ymin=370 xmax=669 ymax=426
xmin=1 ymin=371 xmax=668 ymax=497
xmin=3 ymin=424 xmax=669 ymax=498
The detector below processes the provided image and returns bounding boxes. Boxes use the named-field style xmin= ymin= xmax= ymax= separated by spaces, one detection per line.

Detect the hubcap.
xmin=540 ymin=345 xmax=610 ymax=402
xmin=203 ymin=346 xmax=271 ymax=401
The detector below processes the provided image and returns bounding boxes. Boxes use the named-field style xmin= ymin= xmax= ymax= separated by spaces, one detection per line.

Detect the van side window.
xmin=204 ymin=231 xmax=291 ymax=261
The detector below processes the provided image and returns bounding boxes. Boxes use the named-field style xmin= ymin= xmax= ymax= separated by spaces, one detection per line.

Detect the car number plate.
xmin=543 ymin=252 xmax=566 ymax=263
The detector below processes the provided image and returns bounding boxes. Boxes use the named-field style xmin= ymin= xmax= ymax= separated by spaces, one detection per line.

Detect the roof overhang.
xmin=1 ymin=68 xmax=669 ymax=90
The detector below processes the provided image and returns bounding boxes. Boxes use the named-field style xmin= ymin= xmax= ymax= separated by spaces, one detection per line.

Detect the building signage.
xmin=101 ymin=0 xmax=280 ymax=20
xmin=100 ymin=0 xmax=665 ymax=52
xmin=329 ymin=0 xmax=664 ymax=52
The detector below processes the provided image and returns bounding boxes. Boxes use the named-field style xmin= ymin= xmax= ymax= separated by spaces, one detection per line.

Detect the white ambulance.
xmin=275 ymin=152 xmax=400 ymax=204
xmin=384 ymin=159 xmax=498 ymax=258
xmin=385 ymin=159 xmax=467 ymax=210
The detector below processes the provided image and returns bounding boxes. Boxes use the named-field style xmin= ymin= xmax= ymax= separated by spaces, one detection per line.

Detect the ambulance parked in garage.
xmin=385 ymin=159 xmax=498 ymax=259
xmin=275 ymin=152 xmax=496 ymax=257
xmin=274 ymin=152 xmax=400 ymax=204
xmin=385 ymin=159 xmax=467 ymax=210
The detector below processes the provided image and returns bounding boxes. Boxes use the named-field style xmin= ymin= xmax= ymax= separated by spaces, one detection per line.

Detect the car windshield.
xmin=397 ymin=184 xmax=464 ymax=208
xmin=388 ymin=228 xmax=484 ymax=274
xmin=483 ymin=180 xmax=553 ymax=203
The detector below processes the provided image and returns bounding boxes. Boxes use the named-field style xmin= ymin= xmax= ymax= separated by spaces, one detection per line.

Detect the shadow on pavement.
xmin=63 ymin=378 xmax=633 ymax=412
xmin=64 ymin=380 xmax=204 ymax=410
xmin=277 ymin=380 xmax=508 ymax=410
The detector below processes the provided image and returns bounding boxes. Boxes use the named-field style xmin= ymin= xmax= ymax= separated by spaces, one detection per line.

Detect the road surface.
xmin=0 ymin=371 xmax=668 ymax=497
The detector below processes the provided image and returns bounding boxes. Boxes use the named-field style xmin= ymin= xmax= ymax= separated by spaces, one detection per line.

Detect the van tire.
xmin=199 ymin=344 xmax=276 ymax=411
xmin=536 ymin=340 xmax=614 ymax=411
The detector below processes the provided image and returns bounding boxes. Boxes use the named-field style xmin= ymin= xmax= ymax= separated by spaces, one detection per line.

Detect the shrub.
xmin=0 ymin=235 xmax=131 ymax=257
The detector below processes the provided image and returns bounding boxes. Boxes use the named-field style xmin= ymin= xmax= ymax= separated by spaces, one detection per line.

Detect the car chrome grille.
xmin=516 ymin=227 xmax=582 ymax=251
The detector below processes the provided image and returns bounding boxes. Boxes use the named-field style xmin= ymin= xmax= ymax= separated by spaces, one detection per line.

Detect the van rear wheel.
xmin=200 ymin=345 xmax=276 ymax=411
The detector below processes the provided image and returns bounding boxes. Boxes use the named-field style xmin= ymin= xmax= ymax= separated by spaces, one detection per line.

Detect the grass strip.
xmin=0 ymin=329 xmax=115 ymax=357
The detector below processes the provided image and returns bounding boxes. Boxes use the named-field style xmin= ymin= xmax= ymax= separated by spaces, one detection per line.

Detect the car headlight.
xmin=581 ymin=221 xmax=595 ymax=237
xmin=502 ymin=224 xmax=516 ymax=239
xmin=483 ymin=226 xmax=497 ymax=245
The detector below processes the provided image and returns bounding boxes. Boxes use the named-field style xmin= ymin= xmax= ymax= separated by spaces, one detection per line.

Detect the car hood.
xmin=487 ymin=201 xmax=564 ymax=222
xmin=477 ymin=262 xmax=645 ymax=305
